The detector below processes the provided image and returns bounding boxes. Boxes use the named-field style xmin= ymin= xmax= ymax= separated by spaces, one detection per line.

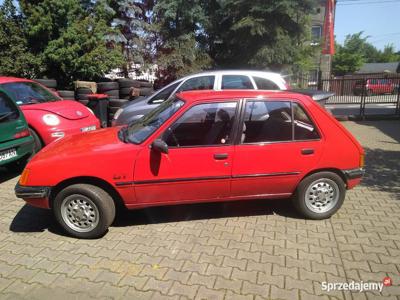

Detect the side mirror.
xmin=151 ymin=139 xmax=169 ymax=154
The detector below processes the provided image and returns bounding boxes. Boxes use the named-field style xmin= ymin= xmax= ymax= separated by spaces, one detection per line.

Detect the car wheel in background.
xmin=139 ymin=87 xmax=154 ymax=96
xmin=58 ymin=90 xmax=75 ymax=100
xmin=53 ymin=184 xmax=116 ymax=239
xmin=97 ymin=82 xmax=119 ymax=92
xmin=292 ymin=171 xmax=346 ymax=220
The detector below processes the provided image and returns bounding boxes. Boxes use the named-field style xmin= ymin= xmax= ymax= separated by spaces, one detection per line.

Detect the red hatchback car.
xmin=0 ymin=77 xmax=100 ymax=152
xmin=16 ymin=90 xmax=364 ymax=238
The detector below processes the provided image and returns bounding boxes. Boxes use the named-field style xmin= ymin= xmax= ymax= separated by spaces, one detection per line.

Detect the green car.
xmin=0 ymin=89 xmax=34 ymax=169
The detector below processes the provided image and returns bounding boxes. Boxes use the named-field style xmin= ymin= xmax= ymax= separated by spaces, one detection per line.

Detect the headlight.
xmin=42 ymin=114 xmax=60 ymax=126
xmin=113 ymin=108 xmax=123 ymax=120
xmin=87 ymin=107 xmax=94 ymax=115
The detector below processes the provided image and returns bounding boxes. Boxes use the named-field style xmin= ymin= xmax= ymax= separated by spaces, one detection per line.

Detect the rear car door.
xmin=134 ymin=100 xmax=238 ymax=204
xmin=0 ymin=90 xmax=32 ymax=166
xmin=231 ymin=99 xmax=323 ymax=198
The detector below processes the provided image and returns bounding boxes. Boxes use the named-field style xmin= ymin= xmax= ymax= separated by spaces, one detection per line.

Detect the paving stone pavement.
xmin=0 ymin=120 xmax=399 ymax=300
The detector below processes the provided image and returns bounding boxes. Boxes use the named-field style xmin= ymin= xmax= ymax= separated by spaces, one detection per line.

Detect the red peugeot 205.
xmin=0 ymin=77 xmax=100 ymax=152
xmin=16 ymin=90 xmax=364 ymax=238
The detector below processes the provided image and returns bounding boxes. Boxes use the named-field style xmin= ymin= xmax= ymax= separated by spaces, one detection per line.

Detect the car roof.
xmin=0 ymin=77 xmax=34 ymax=84
xmin=179 ymin=70 xmax=284 ymax=79
xmin=177 ymin=90 xmax=306 ymax=103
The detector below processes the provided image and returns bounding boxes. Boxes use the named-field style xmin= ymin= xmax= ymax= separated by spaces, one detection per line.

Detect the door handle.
xmin=301 ymin=148 xmax=314 ymax=155
xmin=214 ymin=153 xmax=229 ymax=160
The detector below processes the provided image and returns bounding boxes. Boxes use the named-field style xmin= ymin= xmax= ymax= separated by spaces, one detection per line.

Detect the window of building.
xmin=311 ymin=26 xmax=322 ymax=44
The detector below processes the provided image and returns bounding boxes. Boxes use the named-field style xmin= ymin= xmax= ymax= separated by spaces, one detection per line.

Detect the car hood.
xmin=30 ymin=127 xmax=137 ymax=163
xmin=21 ymin=100 xmax=90 ymax=120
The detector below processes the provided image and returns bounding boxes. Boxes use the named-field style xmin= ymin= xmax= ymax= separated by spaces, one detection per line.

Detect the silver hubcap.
xmin=61 ymin=195 xmax=99 ymax=232
xmin=305 ymin=179 xmax=339 ymax=214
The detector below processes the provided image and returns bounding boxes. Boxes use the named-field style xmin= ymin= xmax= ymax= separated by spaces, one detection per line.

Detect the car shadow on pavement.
xmin=0 ymin=167 xmax=20 ymax=184
xmin=10 ymin=198 xmax=300 ymax=235
xmin=357 ymin=120 xmax=400 ymax=144
xmin=9 ymin=205 xmax=62 ymax=234
xmin=113 ymin=198 xmax=299 ymax=227
xmin=362 ymin=148 xmax=400 ymax=199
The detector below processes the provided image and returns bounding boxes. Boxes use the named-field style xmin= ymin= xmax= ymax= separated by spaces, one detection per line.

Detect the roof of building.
xmin=356 ymin=62 xmax=400 ymax=74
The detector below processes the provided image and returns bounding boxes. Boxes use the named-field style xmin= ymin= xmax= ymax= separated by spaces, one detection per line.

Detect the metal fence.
xmin=313 ymin=77 xmax=400 ymax=118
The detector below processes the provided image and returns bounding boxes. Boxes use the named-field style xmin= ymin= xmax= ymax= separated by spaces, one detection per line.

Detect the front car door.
xmin=231 ymin=99 xmax=323 ymax=199
xmin=134 ymin=100 xmax=238 ymax=204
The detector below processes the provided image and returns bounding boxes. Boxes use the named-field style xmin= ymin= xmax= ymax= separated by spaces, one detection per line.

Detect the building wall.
xmin=311 ymin=0 xmax=336 ymax=79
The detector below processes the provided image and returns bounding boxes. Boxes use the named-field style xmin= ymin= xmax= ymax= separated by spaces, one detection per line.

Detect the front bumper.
xmin=343 ymin=168 xmax=365 ymax=180
xmin=15 ymin=182 xmax=51 ymax=199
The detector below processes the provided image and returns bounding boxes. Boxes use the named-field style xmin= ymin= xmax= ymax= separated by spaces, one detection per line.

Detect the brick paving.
xmin=0 ymin=120 xmax=399 ymax=300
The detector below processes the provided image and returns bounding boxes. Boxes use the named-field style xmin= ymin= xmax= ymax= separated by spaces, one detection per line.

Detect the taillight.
xmin=19 ymin=168 xmax=30 ymax=186
xmin=14 ymin=129 xmax=30 ymax=139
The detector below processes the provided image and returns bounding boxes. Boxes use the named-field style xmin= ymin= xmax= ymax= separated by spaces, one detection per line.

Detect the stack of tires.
xmin=97 ymin=81 xmax=120 ymax=100
xmin=75 ymin=87 xmax=94 ymax=106
xmin=137 ymin=80 xmax=154 ymax=97
xmin=35 ymin=79 xmax=57 ymax=91
xmin=118 ymin=78 xmax=141 ymax=100
xmin=57 ymin=90 xmax=75 ymax=100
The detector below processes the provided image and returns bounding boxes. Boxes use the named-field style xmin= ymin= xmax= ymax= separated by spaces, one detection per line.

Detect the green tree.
xmin=0 ymin=0 xmax=37 ymax=77
xmin=202 ymin=0 xmax=317 ymax=70
xmin=377 ymin=44 xmax=400 ymax=63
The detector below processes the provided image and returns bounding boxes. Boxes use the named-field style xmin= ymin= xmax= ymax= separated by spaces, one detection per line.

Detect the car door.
xmin=231 ymin=99 xmax=323 ymax=199
xmin=134 ymin=100 xmax=238 ymax=204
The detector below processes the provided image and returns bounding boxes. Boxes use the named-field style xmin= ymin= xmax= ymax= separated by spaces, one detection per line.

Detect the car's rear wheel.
xmin=53 ymin=184 xmax=116 ymax=239
xmin=293 ymin=172 xmax=345 ymax=219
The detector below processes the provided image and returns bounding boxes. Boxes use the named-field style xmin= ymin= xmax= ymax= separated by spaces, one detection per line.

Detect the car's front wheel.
xmin=293 ymin=172 xmax=346 ymax=219
xmin=53 ymin=184 xmax=115 ymax=239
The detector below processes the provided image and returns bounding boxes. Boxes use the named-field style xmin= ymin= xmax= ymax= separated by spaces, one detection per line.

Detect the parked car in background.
xmin=0 ymin=77 xmax=100 ymax=152
xmin=16 ymin=90 xmax=364 ymax=238
xmin=112 ymin=70 xmax=289 ymax=126
xmin=0 ymin=89 xmax=34 ymax=169
xmin=353 ymin=79 xmax=396 ymax=96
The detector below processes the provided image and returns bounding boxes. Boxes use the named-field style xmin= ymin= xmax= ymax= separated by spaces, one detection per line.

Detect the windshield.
xmin=126 ymin=98 xmax=185 ymax=144
xmin=1 ymin=82 xmax=60 ymax=105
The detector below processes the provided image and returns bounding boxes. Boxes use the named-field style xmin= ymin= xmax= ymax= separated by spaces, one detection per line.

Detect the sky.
xmin=335 ymin=0 xmax=400 ymax=50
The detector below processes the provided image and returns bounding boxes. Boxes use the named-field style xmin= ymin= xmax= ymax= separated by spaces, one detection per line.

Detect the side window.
xmin=293 ymin=103 xmax=320 ymax=140
xmin=0 ymin=92 xmax=19 ymax=123
xmin=162 ymin=102 xmax=237 ymax=147
xmin=177 ymin=76 xmax=215 ymax=92
xmin=253 ymin=76 xmax=279 ymax=90
xmin=148 ymin=81 xmax=181 ymax=104
xmin=221 ymin=75 xmax=254 ymax=89
xmin=242 ymin=101 xmax=292 ymax=143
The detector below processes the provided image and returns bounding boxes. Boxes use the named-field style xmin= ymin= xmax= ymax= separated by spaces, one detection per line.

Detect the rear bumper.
xmin=15 ymin=182 xmax=50 ymax=199
xmin=0 ymin=137 xmax=34 ymax=166
xmin=343 ymin=168 xmax=365 ymax=180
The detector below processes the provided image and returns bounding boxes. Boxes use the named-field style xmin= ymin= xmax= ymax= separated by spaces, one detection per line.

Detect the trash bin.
xmin=87 ymin=94 xmax=109 ymax=128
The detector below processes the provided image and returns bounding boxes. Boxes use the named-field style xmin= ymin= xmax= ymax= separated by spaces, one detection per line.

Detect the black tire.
xmin=138 ymin=80 xmax=153 ymax=88
xmin=118 ymin=79 xmax=141 ymax=88
xmin=76 ymin=87 xmax=93 ymax=95
xmin=29 ymin=128 xmax=43 ymax=153
xmin=97 ymin=82 xmax=119 ymax=92
xmin=58 ymin=90 xmax=75 ymax=98
xmin=78 ymin=99 xmax=89 ymax=106
xmin=53 ymin=184 xmax=116 ymax=239
xmin=103 ymin=90 xmax=119 ymax=97
xmin=109 ymin=99 xmax=129 ymax=107
xmin=61 ymin=98 xmax=76 ymax=101
xmin=109 ymin=107 xmax=120 ymax=114
xmin=76 ymin=95 xmax=91 ymax=101
xmin=35 ymin=79 xmax=57 ymax=89
xmin=139 ymin=87 xmax=154 ymax=96
xmin=120 ymin=87 xmax=133 ymax=95
xmin=292 ymin=171 xmax=346 ymax=220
